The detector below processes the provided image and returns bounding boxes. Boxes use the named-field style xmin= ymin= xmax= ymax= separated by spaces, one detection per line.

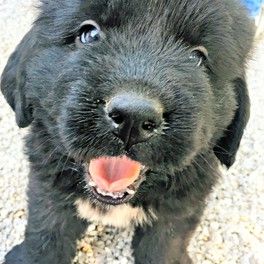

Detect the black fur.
xmin=1 ymin=0 xmax=254 ymax=263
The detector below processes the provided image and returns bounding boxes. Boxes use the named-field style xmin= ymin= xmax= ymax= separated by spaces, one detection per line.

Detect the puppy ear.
xmin=213 ymin=77 xmax=250 ymax=168
xmin=1 ymin=29 xmax=37 ymax=128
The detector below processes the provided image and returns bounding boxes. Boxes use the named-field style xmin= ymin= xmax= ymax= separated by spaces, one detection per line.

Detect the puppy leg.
xmin=132 ymin=214 xmax=200 ymax=264
xmin=5 ymin=182 xmax=87 ymax=264
xmin=4 ymin=243 xmax=25 ymax=264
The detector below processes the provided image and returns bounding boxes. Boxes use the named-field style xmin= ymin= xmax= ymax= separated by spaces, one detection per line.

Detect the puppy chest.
xmin=75 ymin=198 xmax=156 ymax=228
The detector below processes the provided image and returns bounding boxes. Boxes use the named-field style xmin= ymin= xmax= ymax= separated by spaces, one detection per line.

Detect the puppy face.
xmin=1 ymin=0 xmax=253 ymax=211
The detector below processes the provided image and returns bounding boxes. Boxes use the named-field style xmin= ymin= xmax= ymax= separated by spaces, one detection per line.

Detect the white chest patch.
xmin=75 ymin=198 xmax=156 ymax=228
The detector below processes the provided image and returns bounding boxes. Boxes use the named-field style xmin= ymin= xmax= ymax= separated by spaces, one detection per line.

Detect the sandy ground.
xmin=0 ymin=1 xmax=263 ymax=263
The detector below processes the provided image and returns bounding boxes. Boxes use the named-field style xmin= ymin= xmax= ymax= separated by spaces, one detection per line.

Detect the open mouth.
xmin=84 ymin=156 xmax=147 ymax=205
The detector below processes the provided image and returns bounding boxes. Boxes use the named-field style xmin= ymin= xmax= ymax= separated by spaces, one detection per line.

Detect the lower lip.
xmin=90 ymin=186 xmax=133 ymax=205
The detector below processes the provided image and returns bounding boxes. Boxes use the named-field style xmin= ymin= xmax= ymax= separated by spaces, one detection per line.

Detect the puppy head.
xmin=1 ymin=0 xmax=254 ymax=207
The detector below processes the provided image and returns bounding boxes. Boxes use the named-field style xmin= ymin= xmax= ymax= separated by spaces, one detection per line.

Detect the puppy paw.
xmin=4 ymin=243 xmax=25 ymax=264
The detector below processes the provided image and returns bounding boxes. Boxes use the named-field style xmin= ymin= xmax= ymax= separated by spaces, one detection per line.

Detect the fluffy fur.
xmin=1 ymin=0 xmax=254 ymax=263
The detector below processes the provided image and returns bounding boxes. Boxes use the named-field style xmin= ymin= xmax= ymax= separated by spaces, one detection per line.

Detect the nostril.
xmin=142 ymin=120 xmax=157 ymax=132
xmin=108 ymin=111 xmax=124 ymax=125
xmin=162 ymin=112 xmax=170 ymax=122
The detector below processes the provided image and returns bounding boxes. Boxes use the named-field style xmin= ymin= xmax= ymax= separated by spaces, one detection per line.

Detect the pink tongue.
xmin=88 ymin=156 xmax=141 ymax=192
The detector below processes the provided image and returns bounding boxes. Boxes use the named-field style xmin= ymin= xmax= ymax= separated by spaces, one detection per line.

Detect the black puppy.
xmin=1 ymin=0 xmax=254 ymax=263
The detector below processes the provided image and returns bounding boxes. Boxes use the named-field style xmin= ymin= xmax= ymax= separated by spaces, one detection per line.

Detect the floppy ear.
xmin=214 ymin=77 xmax=250 ymax=168
xmin=1 ymin=28 xmax=38 ymax=128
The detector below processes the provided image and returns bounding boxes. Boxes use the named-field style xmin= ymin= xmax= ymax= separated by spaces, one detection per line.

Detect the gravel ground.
xmin=0 ymin=1 xmax=263 ymax=264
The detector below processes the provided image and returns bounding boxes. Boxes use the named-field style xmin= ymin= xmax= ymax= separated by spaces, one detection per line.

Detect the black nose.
xmin=106 ymin=94 xmax=163 ymax=149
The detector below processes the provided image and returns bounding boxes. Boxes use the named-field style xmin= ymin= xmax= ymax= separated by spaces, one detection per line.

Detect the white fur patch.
xmin=75 ymin=198 xmax=156 ymax=228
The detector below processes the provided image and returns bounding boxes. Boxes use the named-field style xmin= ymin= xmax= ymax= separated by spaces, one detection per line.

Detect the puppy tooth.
xmin=96 ymin=188 xmax=102 ymax=194
xmin=89 ymin=181 xmax=96 ymax=187
xmin=97 ymin=188 xmax=106 ymax=196
xmin=110 ymin=193 xmax=117 ymax=198
xmin=126 ymin=188 xmax=135 ymax=195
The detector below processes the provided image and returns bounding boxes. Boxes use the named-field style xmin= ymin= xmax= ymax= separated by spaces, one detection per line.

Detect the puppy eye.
xmin=77 ymin=20 xmax=102 ymax=45
xmin=189 ymin=46 xmax=208 ymax=66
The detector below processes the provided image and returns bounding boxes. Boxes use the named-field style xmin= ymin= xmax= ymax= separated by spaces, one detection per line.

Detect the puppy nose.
xmin=106 ymin=94 xmax=163 ymax=149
